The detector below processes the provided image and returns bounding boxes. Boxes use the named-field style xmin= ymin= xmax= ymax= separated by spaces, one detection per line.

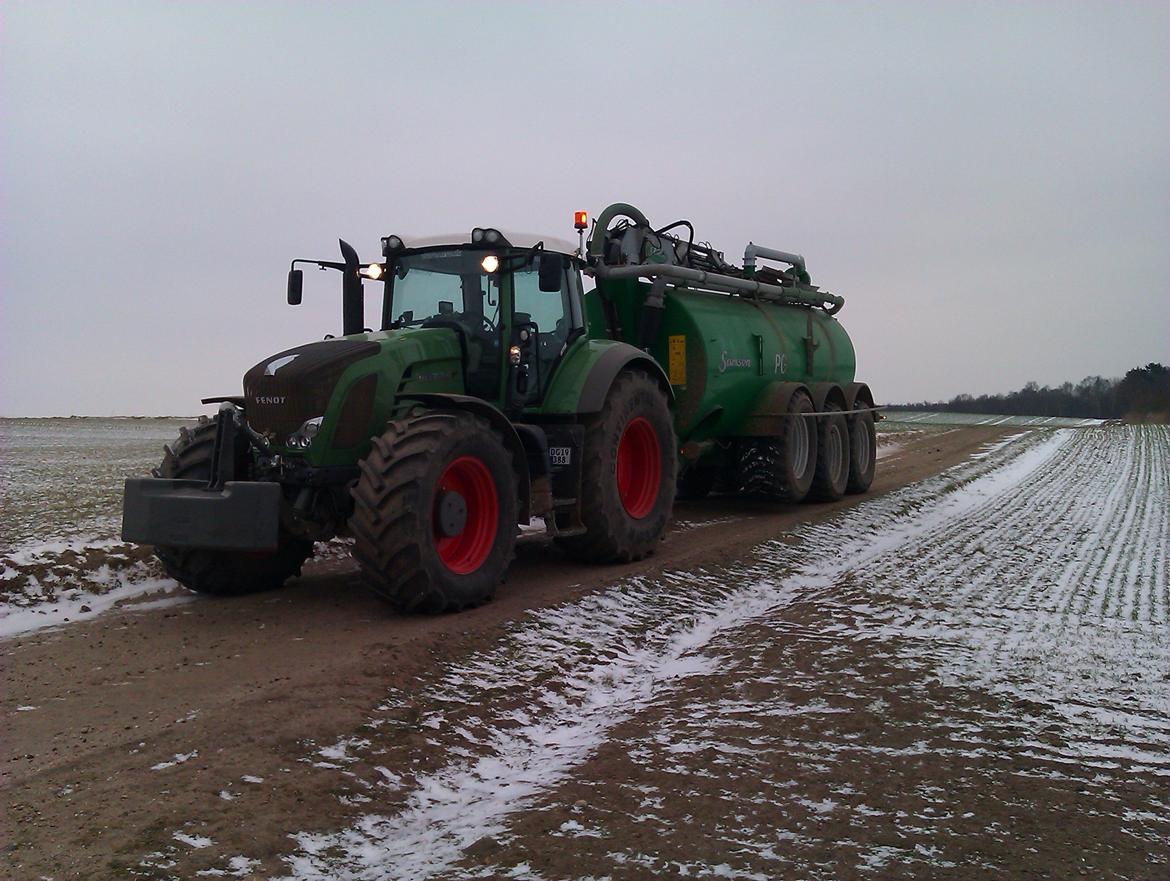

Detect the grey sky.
xmin=3 ymin=1 xmax=1167 ymax=416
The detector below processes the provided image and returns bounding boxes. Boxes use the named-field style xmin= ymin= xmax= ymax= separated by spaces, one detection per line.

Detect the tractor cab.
xmin=288 ymin=230 xmax=585 ymax=412
xmin=378 ymin=235 xmax=585 ymax=409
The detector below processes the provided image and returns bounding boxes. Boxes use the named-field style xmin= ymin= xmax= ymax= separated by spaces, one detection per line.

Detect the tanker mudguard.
xmin=576 ymin=343 xmax=674 ymax=414
xmin=741 ymin=382 xmax=812 ymax=437
xmin=844 ymin=382 xmax=875 ymax=411
xmin=399 ymin=393 xmax=532 ymax=522
xmin=806 ymin=382 xmax=848 ymax=413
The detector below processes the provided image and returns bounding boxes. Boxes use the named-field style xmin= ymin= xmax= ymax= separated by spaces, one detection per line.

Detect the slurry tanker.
xmin=123 ymin=203 xmax=876 ymax=612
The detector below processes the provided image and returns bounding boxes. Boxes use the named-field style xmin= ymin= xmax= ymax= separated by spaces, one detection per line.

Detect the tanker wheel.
xmin=677 ymin=465 xmax=716 ymax=500
xmin=846 ymin=405 xmax=876 ymax=494
xmin=350 ymin=411 xmax=517 ymax=614
xmin=808 ymin=403 xmax=850 ymax=502
xmin=152 ymin=416 xmax=313 ymax=596
xmin=557 ymin=371 xmax=677 ymax=563
xmin=735 ymin=389 xmax=817 ymax=502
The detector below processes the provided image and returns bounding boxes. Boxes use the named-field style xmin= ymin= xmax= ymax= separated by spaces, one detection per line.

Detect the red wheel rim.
xmin=433 ymin=455 xmax=498 ymax=574
xmin=615 ymin=416 xmax=661 ymax=519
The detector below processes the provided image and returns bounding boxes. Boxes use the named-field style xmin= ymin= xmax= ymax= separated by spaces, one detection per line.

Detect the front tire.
xmin=153 ymin=416 xmax=313 ymax=596
xmin=557 ymin=371 xmax=677 ymax=563
xmin=350 ymin=412 xmax=518 ymax=613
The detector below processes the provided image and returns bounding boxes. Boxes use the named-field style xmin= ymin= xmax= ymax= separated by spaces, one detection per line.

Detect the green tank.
xmin=590 ymin=277 xmax=857 ymax=442
xmin=581 ymin=202 xmax=871 ymax=441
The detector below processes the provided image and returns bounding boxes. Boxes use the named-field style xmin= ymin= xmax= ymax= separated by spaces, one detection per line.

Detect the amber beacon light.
xmin=573 ymin=210 xmax=589 ymax=230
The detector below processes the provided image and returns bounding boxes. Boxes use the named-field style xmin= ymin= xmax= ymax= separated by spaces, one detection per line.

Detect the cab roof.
xmin=395 ymin=231 xmax=579 ymax=255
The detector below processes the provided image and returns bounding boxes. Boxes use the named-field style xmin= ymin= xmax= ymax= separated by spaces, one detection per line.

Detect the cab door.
xmin=507 ymin=253 xmax=582 ymax=410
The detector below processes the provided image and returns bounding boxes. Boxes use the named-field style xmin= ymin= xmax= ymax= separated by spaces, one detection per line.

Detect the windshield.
xmin=384 ymin=250 xmax=501 ymax=331
xmin=383 ymin=247 xmax=579 ymax=403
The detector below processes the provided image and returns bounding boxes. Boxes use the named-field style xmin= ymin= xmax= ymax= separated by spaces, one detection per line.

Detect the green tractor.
xmin=122 ymin=203 xmax=876 ymax=612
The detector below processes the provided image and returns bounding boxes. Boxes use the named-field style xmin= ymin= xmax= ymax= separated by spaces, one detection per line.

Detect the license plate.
xmin=549 ymin=446 xmax=572 ymax=466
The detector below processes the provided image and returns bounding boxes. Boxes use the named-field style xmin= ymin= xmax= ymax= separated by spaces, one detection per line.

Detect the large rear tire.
xmin=153 ymin=416 xmax=313 ymax=596
xmin=735 ymin=390 xmax=817 ymax=502
xmin=350 ymin=412 xmax=518 ymax=613
xmin=808 ymin=403 xmax=850 ymax=502
xmin=846 ymin=406 xmax=876 ymax=494
xmin=557 ymin=371 xmax=677 ymax=563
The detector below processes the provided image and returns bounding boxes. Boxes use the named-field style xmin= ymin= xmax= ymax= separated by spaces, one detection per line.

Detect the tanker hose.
xmin=588 ymin=202 xmax=651 ymax=260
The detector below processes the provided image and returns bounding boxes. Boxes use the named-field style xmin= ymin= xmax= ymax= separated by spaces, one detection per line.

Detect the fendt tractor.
xmin=122 ymin=203 xmax=877 ymax=612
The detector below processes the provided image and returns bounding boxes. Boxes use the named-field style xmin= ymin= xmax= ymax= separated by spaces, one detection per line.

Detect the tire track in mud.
xmin=158 ymin=427 xmax=1167 ymax=881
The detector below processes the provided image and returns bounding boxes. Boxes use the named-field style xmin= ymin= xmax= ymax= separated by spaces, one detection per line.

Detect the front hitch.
xmin=207 ymin=403 xmax=239 ymax=489
xmin=207 ymin=402 xmax=273 ymax=490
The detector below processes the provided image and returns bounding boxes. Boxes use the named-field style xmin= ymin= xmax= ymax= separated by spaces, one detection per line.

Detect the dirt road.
xmin=4 ymin=425 xmax=1165 ymax=880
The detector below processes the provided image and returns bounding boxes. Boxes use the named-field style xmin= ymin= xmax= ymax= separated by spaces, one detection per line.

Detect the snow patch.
xmin=151 ymin=750 xmax=197 ymax=771
xmin=0 ymin=576 xmax=182 ymax=641
xmin=173 ymin=831 xmax=213 ymax=848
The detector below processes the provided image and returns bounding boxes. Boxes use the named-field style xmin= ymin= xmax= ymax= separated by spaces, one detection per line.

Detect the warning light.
xmin=573 ymin=210 xmax=588 ymax=230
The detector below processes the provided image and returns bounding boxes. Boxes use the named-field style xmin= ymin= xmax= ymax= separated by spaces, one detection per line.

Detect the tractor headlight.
xmin=287 ymin=416 xmax=324 ymax=450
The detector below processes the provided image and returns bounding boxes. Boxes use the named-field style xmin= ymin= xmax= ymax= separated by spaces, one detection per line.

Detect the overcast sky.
xmin=2 ymin=1 xmax=1167 ymax=416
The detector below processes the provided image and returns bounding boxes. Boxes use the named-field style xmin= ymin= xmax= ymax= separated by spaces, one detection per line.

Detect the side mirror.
xmin=538 ymin=253 xmax=565 ymax=292
xmin=287 ymin=269 xmax=303 ymax=305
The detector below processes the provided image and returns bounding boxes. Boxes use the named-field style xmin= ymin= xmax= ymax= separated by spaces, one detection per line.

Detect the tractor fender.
xmin=741 ymin=381 xmax=813 ymax=437
xmin=807 ymin=382 xmax=848 ymax=414
xmin=576 ymin=342 xmax=674 ymax=414
xmin=397 ymin=393 xmax=533 ymax=522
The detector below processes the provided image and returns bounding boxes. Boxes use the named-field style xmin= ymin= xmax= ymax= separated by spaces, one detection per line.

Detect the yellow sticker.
xmin=667 ymin=334 xmax=687 ymax=386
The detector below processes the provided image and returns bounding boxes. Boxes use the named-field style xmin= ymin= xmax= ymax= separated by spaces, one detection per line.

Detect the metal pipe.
xmin=339 ymin=239 xmax=365 ymax=336
xmin=743 ymin=242 xmax=805 ymax=272
xmin=587 ymin=203 xmax=650 ymax=259
xmin=595 ymin=262 xmax=844 ymax=313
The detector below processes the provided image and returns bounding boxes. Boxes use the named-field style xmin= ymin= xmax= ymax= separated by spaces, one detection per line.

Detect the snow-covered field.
xmin=0 ymin=418 xmax=360 ymax=637
xmin=0 ymin=417 xmax=190 ymax=548
xmin=134 ymin=425 xmax=1166 ymax=880
xmin=0 ymin=418 xmax=187 ymax=627
xmin=882 ymin=409 xmax=1104 ymax=427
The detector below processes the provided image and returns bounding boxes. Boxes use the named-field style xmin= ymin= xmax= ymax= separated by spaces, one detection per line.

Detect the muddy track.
xmin=2 ymin=426 xmax=1025 ymax=878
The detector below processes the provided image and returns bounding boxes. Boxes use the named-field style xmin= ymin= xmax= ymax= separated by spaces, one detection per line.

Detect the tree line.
xmin=900 ymin=363 xmax=1169 ymax=420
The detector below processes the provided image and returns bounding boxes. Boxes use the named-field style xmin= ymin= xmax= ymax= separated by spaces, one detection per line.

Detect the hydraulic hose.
xmin=587 ymin=203 xmax=651 ymax=260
